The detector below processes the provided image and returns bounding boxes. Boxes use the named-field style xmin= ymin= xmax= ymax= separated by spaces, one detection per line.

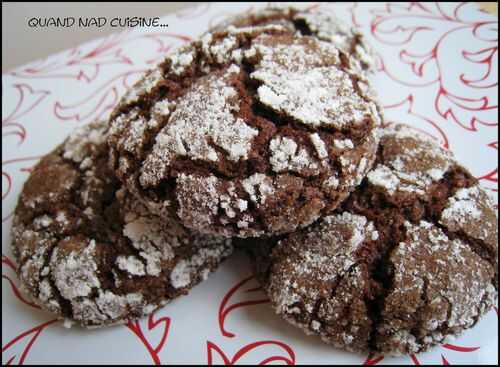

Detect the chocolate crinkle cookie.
xmin=11 ymin=120 xmax=233 ymax=328
xmin=210 ymin=6 xmax=376 ymax=73
xmin=107 ymin=25 xmax=382 ymax=238
xmin=243 ymin=124 xmax=498 ymax=355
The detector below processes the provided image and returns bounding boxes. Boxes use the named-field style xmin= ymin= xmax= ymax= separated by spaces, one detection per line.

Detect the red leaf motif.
xmin=2 ymin=171 xmax=12 ymax=201
xmin=361 ymin=2 xmax=498 ymax=133
xmin=120 ymin=32 xmax=192 ymax=65
xmin=207 ymin=340 xmax=295 ymax=365
xmin=442 ymin=343 xmax=480 ymax=352
xmin=2 ymin=84 xmax=50 ymax=146
xmin=53 ymin=70 xmax=144 ymax=123
xmin=9 ymin=31 xmax=133 ymax=83
xmin=410 ymin=353 xmax=421 ymax=365
xmin=126 ymin=312 xmax=171 ymax=365
xmin=362 ymin=353 xmax=384 ymax=365
xmin=436 ymin=89 xmax=497 ymax=131
xmin=461 ymin=47 xmax=498 ymax=89
xmin=372 ymin=23 xmax=434 ymax=46
xmin=9 ymin=32 xmax=190 ymax=84
xmin=1 ymin=319 xmax=58 ymax=365
xmin=219 ymin=275 xmax=270 ymax=338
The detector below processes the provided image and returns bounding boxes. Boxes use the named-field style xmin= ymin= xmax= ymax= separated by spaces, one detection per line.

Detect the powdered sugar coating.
xmin=440 ymin=185 xmax=498 ymax=265
xmin=51 ymin=239 xmax=101 ymax=299
xmin=265 ymin=212 xmax=379 ymax=353
xmin=140 ymin=67 xmax=258 ymax=187
xmin=241 ymin=173 xmax=275 ymax=205
xmin=63 ymin=123 xmax=107 ymax=164
xmin=122 ymin=68 xmax=164 ymax=105
xmin=309 ymin=133 xmax=328 ymax=159
xmin=269 ymin=136 xmax=320 ymax=175
xmin=169 ymin=245 xmax=232 ymax=289
xmin=250 ymin=35 xmax=375 ymax=129
xmin=378 ymin=221 xmax=496 ymax=355
xmin=170 ymin=45 xmax=196 ymax=75
xmin=248 ymin=124 xmax=497 ymax=354
xmin=116 ymin=255 xmax=146 ymax=276
xmin=367 ymin=125 xmax=453 ymax=196
xmin=175 ymin=173 xmax=275 ymax=237
xmin=11 ymin=119 xmax=233 ymax=328
xmin=108 ymin=25 xmax=381 ymax=238
xmin=211 ymin=6 xmax=376 ymax=73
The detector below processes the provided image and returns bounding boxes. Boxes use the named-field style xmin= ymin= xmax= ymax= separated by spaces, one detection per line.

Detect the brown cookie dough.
xmin=107 ymin=26 xmax=382 ymax=238
xmin=210 ymin=6 xmax=376 ymax=73
xmin=11 ymin=120 xmax=233 ymax=328
xmin=243 ymin=124 xmax=498 ymax=354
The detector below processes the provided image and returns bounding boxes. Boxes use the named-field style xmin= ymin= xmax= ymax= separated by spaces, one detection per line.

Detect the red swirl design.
xmin=1 ymin=2 xmax=497 ymax=364
xmin=207 ymin=340 xmax=295 ymax=365
xmin=8 ymin=31 xmax=133 ymax=82
xmin=2 ymin=84 xmax=50 ymax=146
xmin=219 ymin=275 xmax=270 ymax=338
xmin=363 ymin=2 xmax=498 ymax=132
xmin=442 ymin=343 xmax=480 ymax=352
xmin=363 ymin=353 xmax=384 ymax=365
xmin=1 ymin=255 xmax=58 ymax=364
xmin=2 ymin=319 xmax=59 ymax=365
xmin=53 ymin=70 xmax=144 ymax=123
xmin=126 ymin=312 xmax=171 ymax=365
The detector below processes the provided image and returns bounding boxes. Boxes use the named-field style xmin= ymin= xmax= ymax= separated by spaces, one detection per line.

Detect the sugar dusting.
xmin=440 ymin=185 xmax=498 ymax=248
xmin=107 ymin=24 xmax=380 ymax=237
xmin=368 ymin=125 xmax=452 ymax=196
xmin=140 ymin=67 xmax=258 ymax=187
xmin=269 ymin=136 xmax=320 ymax=174
xmin=380 ymin=220 xmax=497 ymax=354
xmin=12 ymin=119 xmax=233 ymax=328
xmin=250 ymin=35 xmax=377 ymax=129
xmin=267 ymin=212 xmax=378 ymax=347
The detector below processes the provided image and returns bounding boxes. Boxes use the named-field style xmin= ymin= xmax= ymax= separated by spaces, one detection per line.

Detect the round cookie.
xmin=11 ymin=120 xmax=233 ymax=328
xmin=244 ymin=124 xmax=497 ymax=354
xmin=108 ymin=26 xmax=382 ymax=238
xmin=210 ymin=6 xmax=376 ymax=73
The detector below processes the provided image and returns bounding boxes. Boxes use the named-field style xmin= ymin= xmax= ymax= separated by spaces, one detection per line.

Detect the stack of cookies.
xmin=11 ymin=7 xmax=498 ymax=356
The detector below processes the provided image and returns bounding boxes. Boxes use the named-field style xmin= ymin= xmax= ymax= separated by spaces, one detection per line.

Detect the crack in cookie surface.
xmin=209 ymin=6 xmax=376 ymax=73
xmin=11 ymin=120 xmax=233 ymax=328
xmin=107 ymin=25 xmax=382 ymax=237
xmin=244 ymin=124 xmax=498 ymax=355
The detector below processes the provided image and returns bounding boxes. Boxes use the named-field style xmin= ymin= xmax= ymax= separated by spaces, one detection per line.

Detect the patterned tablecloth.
xmin=2 ymin=2 xmax=498 ymax=365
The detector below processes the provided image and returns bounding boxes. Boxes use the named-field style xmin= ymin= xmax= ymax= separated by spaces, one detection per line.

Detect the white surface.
xmin=2 ymin=2 xmax=498 ymax=365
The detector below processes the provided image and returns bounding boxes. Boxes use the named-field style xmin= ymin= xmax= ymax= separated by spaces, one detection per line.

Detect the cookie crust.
xmin=245 ymin=125 xmax=498 ymax=354
xmin=210 ymin=6 xmax=376 ymax=73
xmin=11 ymin=121 xmax=232 ymax=328
xmin=108 ymin=26 xmax=382 ymax=238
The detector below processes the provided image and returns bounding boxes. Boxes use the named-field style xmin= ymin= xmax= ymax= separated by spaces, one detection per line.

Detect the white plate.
xmin=2 ymin=2 xmax=498 ymax=365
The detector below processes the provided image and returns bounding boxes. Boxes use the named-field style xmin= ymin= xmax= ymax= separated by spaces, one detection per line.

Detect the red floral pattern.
xmin=218 ymin=275 xmax=270 ymax=338
xmin=2 ymin=2 xmax=497 ymax=364
xmin=126 ymin=313 xmax=171 ymax=365
xmin=207 ymin=340 xmax=295 ymax=365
